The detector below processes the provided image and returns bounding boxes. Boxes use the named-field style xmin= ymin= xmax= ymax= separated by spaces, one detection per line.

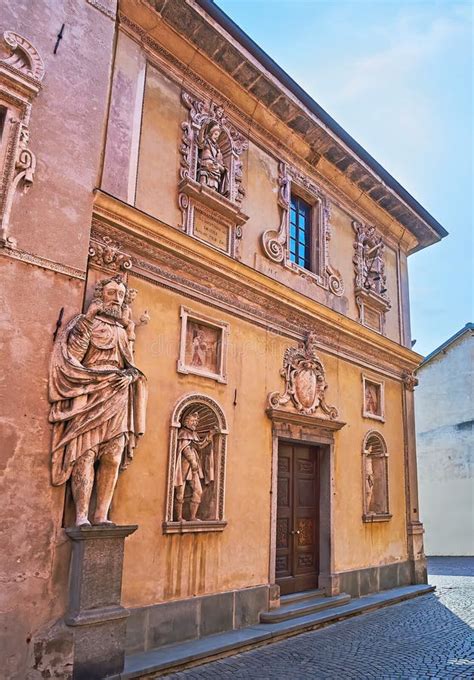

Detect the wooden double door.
xmin=276 ymin=443 xmax=320 ymax=595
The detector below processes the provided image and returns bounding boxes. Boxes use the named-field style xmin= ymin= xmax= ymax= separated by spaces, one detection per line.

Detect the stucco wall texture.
xmin=416 ymin=331 xmax=474 ymax=556
xmin=0 ymin=1 xmax=116 ymax=677
xmin=0 ymin=0 xmax=430 ymax=676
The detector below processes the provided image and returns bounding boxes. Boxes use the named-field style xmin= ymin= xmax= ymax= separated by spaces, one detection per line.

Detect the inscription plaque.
xmin=194 ymin=211 xmax=230 ymax=252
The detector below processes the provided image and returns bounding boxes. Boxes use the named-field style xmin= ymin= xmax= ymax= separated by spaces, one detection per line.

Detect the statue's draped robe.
xmin=199 ymin=139 xmax=229 ymax=195
xmin=174 ymin=428 xmax=214 ymax=488
xmin=49 ymin=313 xmax=147 ymax=486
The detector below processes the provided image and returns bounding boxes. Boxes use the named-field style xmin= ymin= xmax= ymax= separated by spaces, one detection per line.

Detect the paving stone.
xmin=167 ymin=557 xmax=474 ymax=680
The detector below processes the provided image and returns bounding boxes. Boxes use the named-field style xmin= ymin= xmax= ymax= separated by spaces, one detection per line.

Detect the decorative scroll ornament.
xmin=88 ymin=235 xmax=133 ymax=271
xmin=402 ymin=370 xmax=418 ymax=392
xmin=268 ymin=331 xmax=338 ymax=419
xmin=261 ymin=163 xmax=344 ymax=296
xmin=1 ymin=31 xmax=45 ymax=81
xmin=262 ymin=161 xmax=290 ymax=263
xmin=0 ymin=31 xmax=44 ymax=248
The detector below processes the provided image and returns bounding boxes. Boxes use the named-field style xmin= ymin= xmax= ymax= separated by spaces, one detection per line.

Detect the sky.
xmin=217 ymin=0 xmax=473 ymax=356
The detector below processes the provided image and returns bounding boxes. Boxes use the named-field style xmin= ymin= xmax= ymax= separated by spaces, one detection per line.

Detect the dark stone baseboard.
xmin=125 ymin=585 xmax=270 ymax=654
xmin=336 ymin=559 xmax=424 ymax=598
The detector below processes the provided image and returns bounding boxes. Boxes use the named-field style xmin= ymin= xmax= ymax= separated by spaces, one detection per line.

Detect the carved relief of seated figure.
xmin=197 ymin=121 xmax=229 ymax=197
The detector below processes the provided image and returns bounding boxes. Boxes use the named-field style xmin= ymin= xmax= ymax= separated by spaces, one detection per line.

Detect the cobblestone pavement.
xmin=167 ymin=558 xmax=474 ymax=679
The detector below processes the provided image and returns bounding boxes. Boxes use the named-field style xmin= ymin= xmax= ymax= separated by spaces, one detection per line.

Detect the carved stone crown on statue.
xmin=268 ymin=331 xmax=338 ymax=419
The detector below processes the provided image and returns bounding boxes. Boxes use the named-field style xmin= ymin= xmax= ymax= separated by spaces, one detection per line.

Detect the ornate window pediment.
xmin=0 ymin=31 xmax=44 ymax=249
xmin=178 ymin=91 xmax=248 ymax=258
xmin=353 ymin=220 xmax=391 ymax=333
xmin=262 ymin=162 xmax=343 ymax=297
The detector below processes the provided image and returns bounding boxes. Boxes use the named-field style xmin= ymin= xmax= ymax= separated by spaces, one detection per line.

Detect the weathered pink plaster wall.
xmin=0 ymin=1 xmax=116 ymax=676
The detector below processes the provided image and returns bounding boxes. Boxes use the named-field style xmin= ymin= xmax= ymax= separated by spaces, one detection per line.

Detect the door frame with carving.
xmin=267 ymin=408 xmax=345 ymax=596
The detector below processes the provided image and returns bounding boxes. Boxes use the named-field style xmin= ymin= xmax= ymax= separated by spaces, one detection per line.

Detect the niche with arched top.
xmin=362 ymin=431 xmax=391 ymax=522
xmin=163 ymin=393 xmax=228 ymax=534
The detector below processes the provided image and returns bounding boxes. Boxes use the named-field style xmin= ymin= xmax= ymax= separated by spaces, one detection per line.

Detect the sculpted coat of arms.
xmin=268 ymin=331 xmax=338 ymax=419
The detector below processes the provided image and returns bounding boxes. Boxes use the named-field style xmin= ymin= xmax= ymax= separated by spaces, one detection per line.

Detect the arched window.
xmin=163 ymin=393 xmax=228 ymax=534
xmin=362 ymin=431 xmax=391 ymax=522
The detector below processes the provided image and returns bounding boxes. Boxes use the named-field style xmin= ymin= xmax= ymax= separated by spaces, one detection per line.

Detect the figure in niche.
xmin=197 ymin=120 xmax=229 ymax=196
xmin=49 ymin=275 xmax=147 ymax=526
xmin=365 ymin=383 xmax=379 ymax=415
xmin=365 ymin=448 xmax=375 ymax=512
xmin=174 ymin=410 xmax=217 ymax=522
xmin=191 ymin=329 xmax=207 ymax=367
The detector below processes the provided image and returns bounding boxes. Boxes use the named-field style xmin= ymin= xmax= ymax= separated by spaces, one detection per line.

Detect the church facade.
xmin=0 ymin=1 xmax=447 ymax=678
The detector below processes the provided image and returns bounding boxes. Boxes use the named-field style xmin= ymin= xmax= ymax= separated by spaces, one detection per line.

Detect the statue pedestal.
xmin=65 ymin=524 xmax=137 ymax=680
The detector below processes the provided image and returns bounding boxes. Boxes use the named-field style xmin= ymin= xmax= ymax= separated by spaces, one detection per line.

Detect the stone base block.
xmin=125 ymin=584 xmax=270 ymax=654
xmin=65 ymin=524 xmax=138 ymax=680
xmin=336 ymin=559 xmax=423 ymax=598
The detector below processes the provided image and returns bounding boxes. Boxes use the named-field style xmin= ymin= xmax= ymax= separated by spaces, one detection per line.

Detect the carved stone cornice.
xmin=91 ymin=192 xmax=422 ymax=380
xmin=0 ymin=242 xmax=86 ymax=280
xmin=266 ymin=408 xmax=345 ymax=432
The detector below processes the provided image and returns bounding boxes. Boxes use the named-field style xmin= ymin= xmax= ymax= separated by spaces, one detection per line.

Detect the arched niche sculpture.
xmin=362 ymin=430 xmax=391 ymax=522
xmin=163 ymin=393 xmax=228 ymax=534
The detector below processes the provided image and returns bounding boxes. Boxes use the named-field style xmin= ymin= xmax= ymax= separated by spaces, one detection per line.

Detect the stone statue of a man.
xmin=197 ymin=121 xmax=229 ymax=196
xmin=49 ymin=275 xmax=147 ymax=526
xmin=174 ymin=412 xmax=216 ymax=522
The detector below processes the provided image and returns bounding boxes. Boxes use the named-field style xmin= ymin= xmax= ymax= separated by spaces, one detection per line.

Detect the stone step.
xmin=120 ymin=584 xmax=435 ymax=679
xmin=260 ymin=592 xmax=350 ymax=623
xmin=280 ymin=588 xmax=325 ymax=606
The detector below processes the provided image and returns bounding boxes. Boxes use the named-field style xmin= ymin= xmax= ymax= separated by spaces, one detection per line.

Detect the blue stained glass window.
xmin=289 ymin=195 xmax=311 ymax=269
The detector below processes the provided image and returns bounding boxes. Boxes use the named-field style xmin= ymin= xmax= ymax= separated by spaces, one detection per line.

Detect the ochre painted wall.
xmin=112 ymin=275 xmax=408 ymax=608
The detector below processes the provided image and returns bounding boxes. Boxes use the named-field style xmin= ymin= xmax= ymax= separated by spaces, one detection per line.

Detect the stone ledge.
xmin=66 ymin=524 xmax=138 ymax=541
xmin=66 ymin=605 xmax=130 ymax=627
xmin=362 ymin=512 xmax=393 ymax=523
xmin=162 ymin=520 xmax=227 ymax=534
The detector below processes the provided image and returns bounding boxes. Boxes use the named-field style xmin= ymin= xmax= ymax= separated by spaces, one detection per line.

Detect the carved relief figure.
xmin=191 ymin=329 xmax=207 ymax=366
xmin=49 ymin=275 xmax=147 ymax=526
xmin=186 ymin=321 xmax=219 ymax=373
xmin=352 ymin=221 xmax=391 ymax=332
xmin=174 ymin=411 xmax=217 ymax=522
xmin=362 ymin=432 xmax=390 ymax=519
xmin=164 ymin=395 xmax=228 ymax=533
xmin=268 ymin=330 xmax=338 ymax=419
xmin=197 ymin=121 xmax=229 ymax=196
xmin=365 ymin=382 xmax=379 ymax=415
xmin=365 ymin=450 xmax=375 ymax=511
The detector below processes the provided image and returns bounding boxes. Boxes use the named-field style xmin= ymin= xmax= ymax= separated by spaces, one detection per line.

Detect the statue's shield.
xmin=294 ymin=368 xmax=318 ymax=410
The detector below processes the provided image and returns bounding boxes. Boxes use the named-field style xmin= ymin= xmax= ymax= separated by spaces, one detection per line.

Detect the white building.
xmin=416 ymin=323 xmax=474 ymax=556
